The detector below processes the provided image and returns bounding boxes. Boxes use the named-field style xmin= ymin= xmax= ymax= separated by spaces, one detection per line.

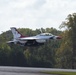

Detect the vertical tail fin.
xmin=11 ymin=27 xmax=25 ymax=39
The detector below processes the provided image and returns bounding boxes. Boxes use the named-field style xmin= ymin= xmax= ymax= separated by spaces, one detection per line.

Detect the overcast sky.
xmin=0 ymin=0 xmax=76 ymax=33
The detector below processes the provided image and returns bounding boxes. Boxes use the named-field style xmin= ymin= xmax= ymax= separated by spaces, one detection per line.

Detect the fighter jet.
xmin=7 ymin=27 xmax=61 ymax=46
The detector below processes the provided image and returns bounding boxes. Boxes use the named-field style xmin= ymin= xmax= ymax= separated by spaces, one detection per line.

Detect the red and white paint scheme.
xmin=7 ymin=27 xmax=61 ymax=46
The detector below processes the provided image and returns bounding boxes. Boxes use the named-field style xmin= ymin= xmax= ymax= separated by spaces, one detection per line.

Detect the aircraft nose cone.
xmin=56 ymin=36 xmax=62 ymax=39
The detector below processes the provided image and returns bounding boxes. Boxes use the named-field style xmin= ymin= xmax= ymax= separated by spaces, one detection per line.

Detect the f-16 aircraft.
xmin=7 ymin=27 xmax=61 ymax=46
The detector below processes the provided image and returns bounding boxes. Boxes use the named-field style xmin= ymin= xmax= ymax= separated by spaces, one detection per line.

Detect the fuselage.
xmin=15 ymin=33 xmax=57 ymax=46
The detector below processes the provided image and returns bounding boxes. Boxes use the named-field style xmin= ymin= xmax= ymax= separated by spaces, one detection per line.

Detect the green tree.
xmin=57 ymin=13 xmax=76 ymax=69
xmin=55 ymin=31 xmax=72 ymax=68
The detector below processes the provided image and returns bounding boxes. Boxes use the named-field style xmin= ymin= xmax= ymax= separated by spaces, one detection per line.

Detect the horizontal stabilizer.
xmin=7 ymin=41 xmax=15 ymax=44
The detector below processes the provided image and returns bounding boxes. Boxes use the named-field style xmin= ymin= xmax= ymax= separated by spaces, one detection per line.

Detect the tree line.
xmin=0 ymin=27 xmax=62 ymax=67
xmin=0 ymin=13 xmax=76 ymax=69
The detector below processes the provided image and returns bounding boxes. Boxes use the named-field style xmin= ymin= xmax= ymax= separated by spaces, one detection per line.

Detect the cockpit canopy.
xmin=37 ymin=33 xmax=53 ymax=36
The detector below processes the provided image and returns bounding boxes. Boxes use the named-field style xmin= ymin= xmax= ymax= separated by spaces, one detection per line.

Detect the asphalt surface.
xmin=0 ymin=66 xmax=52 ymax=75
xmin=0 ymin=72 xmax=50 ymax=75
xmin=0 ymin=66 xmax=76 ymax=75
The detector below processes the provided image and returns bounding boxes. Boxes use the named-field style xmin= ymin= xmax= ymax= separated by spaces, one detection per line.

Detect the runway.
xmin=0 ymin=72 xmax=50 ymax=75
xmin=0 ymin=66 xmax=52 ymax=75
xmin=0 ymin=66 xmax=76 ymax=75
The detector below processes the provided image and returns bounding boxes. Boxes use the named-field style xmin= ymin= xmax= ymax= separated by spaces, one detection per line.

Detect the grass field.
xmin=44 ymin=71 xmax=76 ymax=75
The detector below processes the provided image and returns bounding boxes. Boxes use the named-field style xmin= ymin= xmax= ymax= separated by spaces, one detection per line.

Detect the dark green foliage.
xmin=0 ymin=27 xmax=62 ymax=67
xmin=56 ymin=13 xmax=76 ymax=69
xmin=8 ymin=46 xmax=27 ymax=66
